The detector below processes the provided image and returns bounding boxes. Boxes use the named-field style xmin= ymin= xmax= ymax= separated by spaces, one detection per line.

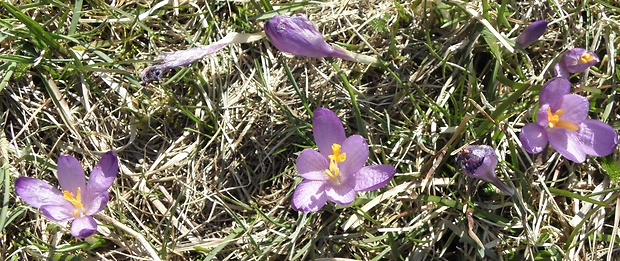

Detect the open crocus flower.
xmin=292 ymin=108 xmax=395 ymax=213
xmin=519 ymin=78 xmax=618 ymax=163
xmin=515 ymin=20 xmax=547 ymax=48
xmin=553 ymin=48 xmax=600 ymax=78
xmin=15 ymin=151 xmax=118 ymax=238
xmin=456 ymin=145 xmax=514 ymax=196
xmin=264 ymin=14 xmax=377 ymax=64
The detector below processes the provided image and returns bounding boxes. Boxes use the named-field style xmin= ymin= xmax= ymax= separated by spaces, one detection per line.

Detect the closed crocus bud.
xmin=553 ymin=48 xmax=600 ymax=78
xmin=264 ymin=14 xmax=378 ymax=64
xmin=515 ymin=20 xmax=547 ymax=48
xmin=456 ymin=145 xmax=514 ymax=196
xmin=264 ymin=14 xmax=352 ymax=60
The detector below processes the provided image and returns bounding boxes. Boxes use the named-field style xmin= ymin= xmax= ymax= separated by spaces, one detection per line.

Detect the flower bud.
xmin=140 ymin=44 xmax=227 ymax=84
xmin=515 ymin=20 xmax=547 ymax=48
xmin=264 ymin=14 xmax=377 ymax=64
xmin=456 ymin=145 xmax=514 ymax=195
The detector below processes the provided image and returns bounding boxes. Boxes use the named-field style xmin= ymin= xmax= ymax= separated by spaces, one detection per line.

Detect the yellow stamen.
xmin=325 ymin=161 xmax=340 ymax=179
xmin=580 ymin=52 xmax=595 ymax=64
xmin=325 ymin=143 xmax=346 ymax=181
xmin=328 ymin=144 xmax=346 ymax=163
xmin=63 ymin=187 xmax=84 ymax=211
xmin=546 ymin=107 xmax=579 ymax=131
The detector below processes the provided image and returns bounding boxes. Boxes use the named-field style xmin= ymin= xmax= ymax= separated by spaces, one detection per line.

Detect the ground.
xmin=1 ymin=0 xmax=619 ymax=260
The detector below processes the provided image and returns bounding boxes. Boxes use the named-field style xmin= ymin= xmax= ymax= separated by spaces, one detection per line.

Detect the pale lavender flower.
xmin=264 ymin=14 xmax=377 ymax=64
xmin=140 ymin=44 xmax=229 ymax=84
xmin=292 ymin=108 xmax=395 ymax=213
xmin=553 ymin=48 xmax=600 ymax=78
xmin=15 ymin=151 xmax=118 ymax=238
xmin=140 ymin=32 xmax=265 ymax=84
xmin=456 ymin=145 xmax=514 ymax=196
xmin=515 ymin=20 xmax=547 ymax=48
xmin=519 ymin=77 xmax=618 ymax=163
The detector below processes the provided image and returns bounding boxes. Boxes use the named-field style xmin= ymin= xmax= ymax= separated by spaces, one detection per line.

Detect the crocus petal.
xmin=292 ymin=180 xmax=327 ymax=213
xmin=515 ymin=20 xmax=547 ymax=48
xmin=57 ymin=154 xmax=86 ymax=195
xmin=560 ymin=48 xmax=600 ymax=74
xmin=339 ymin=135 xmax=369 ymax=177
xmin=520 ymin=123 xmax=548 ymax=154
xmin=84 ymin=191 xmax=109 ymax=216
xmin=469 ymin=151 xmax=498 ymax=182
xmin=539 ymin=77 xmax=571 ymax=106
xmin=547 ymin=128 xmax=586 ymax=163
xmin=312 ymin=108 xmax=346 ymax=157
xmin=40 ymin=203 xmax=76 ymax=222
xmin=14 ymin=177 xmax=67 ymax=209
xmin=264 ymin=14 xmax=347 ymax=59
xmin=353 ymin=165 xmax=395 ymax=192
xmin=536 ymin=104 xmax=551 ymax=127
xmin=296 ymin=149 xmax=330 ymax=180
xmin=70 ymin=216 xmax=97 ymax=238
xmin=554 ymin=94 xmax=589 ymax=124
xmin=324 ymin=182 xmax=356 ymax=206
xmin=86 ymin=151 xmax=118 ymax=194
xmin=553 ymin=62 xmax=570 ymax=79
xmin=578 ymin=119 xmax=619 ymax=157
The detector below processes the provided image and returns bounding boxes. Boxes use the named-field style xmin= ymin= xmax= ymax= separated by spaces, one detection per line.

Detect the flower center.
xmin=580 ymin=52 xmax=596 ymax=64
xmin=63 ymin=187 xmax=85 ymax=217
xmin=325 ymin=144 xmax=346 ymax=181
xmin=546 ymin=107 xmax=579 ymax=131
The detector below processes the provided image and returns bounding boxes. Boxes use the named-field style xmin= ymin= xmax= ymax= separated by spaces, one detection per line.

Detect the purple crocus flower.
xmin=264 ymin=14 xmax=378 ymax=64
xmin=515 ymin=20 xmax=547 ymax=48
xmin=292 ymin=108 xmax=395 ymax=213
xmin=553 ymin=48 xmax=600 ymax=78
xmin=519 ymin=78 xmax=618 ymax=163
xmin=456 ymin=145 xmax=514 ymax=196
xmin=14 ymin=151 xmax=118 ymax=238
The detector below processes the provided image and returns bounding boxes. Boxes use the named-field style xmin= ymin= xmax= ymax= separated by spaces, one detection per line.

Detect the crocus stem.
xmin=490 ymin=178 xmax=515 ymax=196
xmin=331 ymin=44 xmax=380 ymax=65
xmin=329 ymin=59 xmax=367 ymax=139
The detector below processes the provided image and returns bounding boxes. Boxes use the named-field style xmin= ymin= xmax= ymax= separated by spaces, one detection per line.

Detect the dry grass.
xmin=1 ymin=0 xmax=619 ymax=260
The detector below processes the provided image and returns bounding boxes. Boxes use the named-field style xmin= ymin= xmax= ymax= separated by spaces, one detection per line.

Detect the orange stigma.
xmin=546 ymin=107 xmax=579 ymax=131
xmin=580 ymin=52 xmax=595 ymax=64
xmin=63 ymin=187 xmax=85 ymax=217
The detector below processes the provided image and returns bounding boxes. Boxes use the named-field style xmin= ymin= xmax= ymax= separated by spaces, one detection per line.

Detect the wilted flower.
xmin=519 ymin=77 xmax=618 ymax=163
xmin=140 ymin=45 xmax=228 ymax=84
xmin=140 ymin=32 xmax=265 ymax=84
xmin=553 ymin=48 xmax=600 ymax=78
xmin=15 ymin=151 xmax=118 ymax=238
xmin=456 ymin=145 xmax=514 ymax=196
xmin=264 ymin=14 xmax=377 ymax=64
xmin=515 ymin=20 xmax=547 ymax=48
xmin=292 ymin=108 xmax=395 ymax=213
